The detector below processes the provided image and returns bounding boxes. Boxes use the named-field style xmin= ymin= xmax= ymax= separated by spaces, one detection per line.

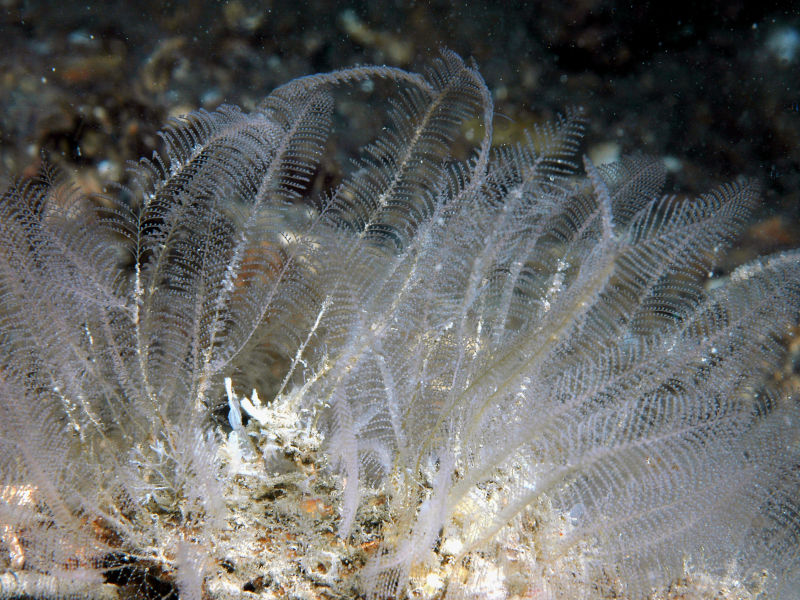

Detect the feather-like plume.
xmin=1 ymin=51 xmax=798 ymax=600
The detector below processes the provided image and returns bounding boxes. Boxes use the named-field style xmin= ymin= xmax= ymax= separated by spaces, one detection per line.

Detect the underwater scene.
xmin=1 ymin=2 xmax=799 ymax=599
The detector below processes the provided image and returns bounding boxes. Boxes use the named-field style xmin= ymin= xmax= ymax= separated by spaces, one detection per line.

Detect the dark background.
xmin=1 ymin=0 xmax=798 ymax=260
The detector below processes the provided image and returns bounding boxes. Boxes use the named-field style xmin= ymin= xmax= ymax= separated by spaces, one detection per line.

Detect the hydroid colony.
xmin=0 ymin=51 xmax=798 ymax=599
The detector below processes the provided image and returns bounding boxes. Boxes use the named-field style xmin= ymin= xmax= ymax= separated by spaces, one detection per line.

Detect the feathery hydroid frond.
xmin=1 ymin=52 xmax=798 ymax=600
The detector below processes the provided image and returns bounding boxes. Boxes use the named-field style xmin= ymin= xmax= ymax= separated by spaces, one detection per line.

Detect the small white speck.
xmin=97 ymin=160 xmax=114 ymax=177
xmin=663 ymin=155 xmax=683 ymax=173
xmin=766 ymin=26 xmax=800 ymax=63
xmin=441 ymin=537 xmax=463 ymax=555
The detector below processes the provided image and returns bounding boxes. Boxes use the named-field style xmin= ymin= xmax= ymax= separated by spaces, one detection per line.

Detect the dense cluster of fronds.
xmin=1 ymin=51 xmax=798 ymax=599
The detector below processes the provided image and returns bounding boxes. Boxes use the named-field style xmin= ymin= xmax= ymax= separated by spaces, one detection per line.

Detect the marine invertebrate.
xmin=0 ymin=51 xmax=798 ymax=599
